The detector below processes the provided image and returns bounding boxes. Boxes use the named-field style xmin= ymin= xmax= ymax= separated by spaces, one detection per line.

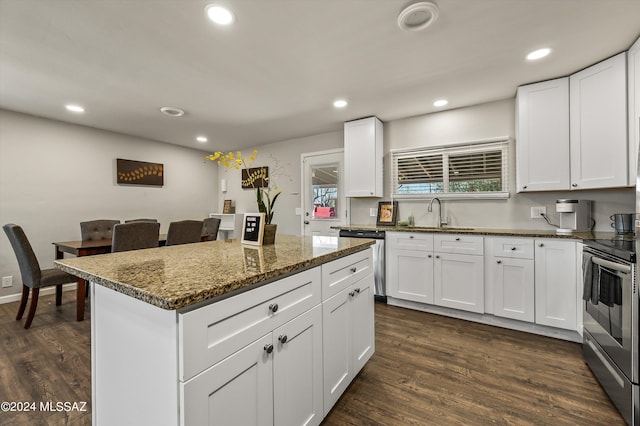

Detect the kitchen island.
xmin=55 ymin=235 xmax=375 ymax=426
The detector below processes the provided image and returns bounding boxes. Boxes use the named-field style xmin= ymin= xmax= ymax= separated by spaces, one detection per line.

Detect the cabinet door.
xmin=387 ymin=248 xmax=434 ymax=304
xmin=534 ymin=239 xmax=577 ymax=330
xmin=273 ymin=305 xmax=323 ymax=426
xmin=344 ymin=117 xmax=383 ymax=197
xmin=434 ymin=253 xmax=484 ymax=313
xmin=350 ymin=274 xmax=375 ymax=375
xmin=516 ymin=78 xmax=570 ymax=192
xmin=570 ymin=52 xmax=627 ymax=189
xmin=491 ymin=257 xmax=534 ymax=322
xmin=629 ymin=36 xmax=640 ymax=186
xmin=322 ymin=288 xmax=351 ymax=415
xmin=181 ymin=334 xmax=274 ymax=426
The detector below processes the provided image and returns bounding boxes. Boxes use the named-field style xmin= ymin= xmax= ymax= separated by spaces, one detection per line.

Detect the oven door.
xmin=583 ymin=248 xmax=637 ymax=383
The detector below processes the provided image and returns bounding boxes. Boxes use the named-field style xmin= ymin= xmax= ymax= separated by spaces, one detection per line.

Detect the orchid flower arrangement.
xmin=205 ymin=150 xmax=280 ymax=224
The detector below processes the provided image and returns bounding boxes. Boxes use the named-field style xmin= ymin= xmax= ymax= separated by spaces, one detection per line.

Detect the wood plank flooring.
xmin=0 ymin=295 xmax=625 ymax=425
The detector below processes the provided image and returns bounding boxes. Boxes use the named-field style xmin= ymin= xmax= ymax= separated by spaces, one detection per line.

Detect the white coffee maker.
xmin=556 ymin=199 xmax=592 ymax=234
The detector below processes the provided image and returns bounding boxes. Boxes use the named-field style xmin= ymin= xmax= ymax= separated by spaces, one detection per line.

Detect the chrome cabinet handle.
xmin=264 ymin=344 xmax=274 ymax=354
xmin=354 ymin=288 xmax=361 ymax=294
xmin=409 ymin=235 xmax=414 ymax=239
xmin=428 ymin=254 xmax=432 ymax=258
xmin=278 ymin=335 xmax=288 ymax=344
xmin=539 ymin=243 xmax=544 ymax=247
xmin=511 ymin=247 xmax=516 ymax=251
xmin=455 ymin=237 xmax=461 ymax=241
xmin=572 ymin=183 xmax=578 ymax=187
xmin=436 ymin=255 xmax=440 ymax=259
xmin=269 ymin=303 xmax=279 ymax=313
xmin=523 ymin=185 xmax=528 ymax=189
xmin=497 ymin=260 xmax=502 ymax=264
xmin=350 ymin=267 xmax=357 ymax=273
xmin=349 ymin=290 xmax=356 ymax=297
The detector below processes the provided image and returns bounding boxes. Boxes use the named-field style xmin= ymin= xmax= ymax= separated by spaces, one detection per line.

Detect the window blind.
xmin=392 ymin=139 xmax=509 ymax=199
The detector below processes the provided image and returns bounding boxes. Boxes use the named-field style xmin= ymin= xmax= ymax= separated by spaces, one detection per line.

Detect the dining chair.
xmin=111 ymin=222 xmax=160 ymax=253
xmin=201 ymin=217 xmax=221 ymax=241
xmin=124 ymin=218 xmax=158 ymax=223
xmin=80 ymin=219 xmax=121 ymax=241
xmin=166 ymin=220 xmax=204 ymax=246
xmin=3 ymin=224 xmax=77 ymax=329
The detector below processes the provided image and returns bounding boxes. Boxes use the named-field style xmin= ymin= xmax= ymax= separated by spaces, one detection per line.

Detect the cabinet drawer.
xmin=179 ymin=267 xmax=321 ymax=381
xmin=387 ymin=231 xmax=433 ymax=251
xmin=489 ymin=237 xmax=534 ymax=259
xmin=322 ymin=249 xmax=372 ymax=301
xmin=434 ymin=234 xmax=484 ymax=255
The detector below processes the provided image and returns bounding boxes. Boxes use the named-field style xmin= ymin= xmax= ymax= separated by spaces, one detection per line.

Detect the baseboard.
xmin=0 ymin=283 xmax=77 ymax=305
xmin=386 ymin=296 xmax=582 ymax=343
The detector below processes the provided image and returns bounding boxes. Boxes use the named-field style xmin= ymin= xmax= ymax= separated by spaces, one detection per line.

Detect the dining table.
xmin=53 ymin=234 xmax=167 ymax=321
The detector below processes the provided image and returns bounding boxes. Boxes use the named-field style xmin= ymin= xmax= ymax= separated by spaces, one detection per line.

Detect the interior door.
xmin=301 ymin=150 xmax=346 ymax=236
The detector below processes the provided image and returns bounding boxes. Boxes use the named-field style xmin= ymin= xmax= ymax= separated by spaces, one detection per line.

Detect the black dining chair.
xmin=80 ymin=219 xmax=121 ymax=241
xmin=166 ymin=220 xmax=204 ymax=246
xmin=3 ymin=224 xmax=77 ymax=329
xmin=111 ymin=222 xmax=160 ymax=253
xmin=202 ymin=217 xmax=221 ymax=241
xmin=124 ymin=218 xmax=158 ymax=223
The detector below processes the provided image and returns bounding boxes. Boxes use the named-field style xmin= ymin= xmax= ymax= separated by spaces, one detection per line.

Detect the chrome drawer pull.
xmin=278 ymin=335 xmax=288 ymax=344
xmin=269 ymin=303 xmax=279 ymax=313
xmin=350 ymin=267 xmax=357 ymax=273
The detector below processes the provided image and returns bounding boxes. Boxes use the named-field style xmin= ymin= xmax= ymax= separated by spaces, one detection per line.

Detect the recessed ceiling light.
xmin=333 ymin=99 xmax=348 ymax=108
xmin=526 ymin=48 xmax=551 ymax=61
xmin=398 ymin=2 xmax=439 ymax=32
xmin=205 ymin=4 xmax=235 ymax=25
xmin=196 ymin=136 xmax=208 ymax=143
xmin=160 ymin=106 xmax=185 ymax=117
xmin=65 ymin=104 xmax=85 ymax=113
xmin=433 ymin=99 xmax=448 ymax=107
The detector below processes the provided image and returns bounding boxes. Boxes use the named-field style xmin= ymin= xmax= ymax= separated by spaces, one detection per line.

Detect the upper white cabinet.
xmin=344 ymin=117 xmax=383 ymax=197
xmin=570 ymin=52 xmax=628 ymax=189
xmin=516 ymin=52 xmax=630 ymax=192
xmin=516 ymin=78 xmax=570 ymax=192
xmin=629 ymin=36 xmax=640 ymax=184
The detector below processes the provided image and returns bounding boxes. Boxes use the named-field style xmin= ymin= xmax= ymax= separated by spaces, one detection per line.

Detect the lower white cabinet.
xmin=434 ymin=252 xmax=484 ymax=313
xmin=386 ymin=232 xmax=434 ymax=304
xmin=486 ymin=237 xmax=535 ymax=322
xmin=322 ymin=273 xmax=375 ymax=415
xmin=534 ymin=238 xmax=577 ymax=330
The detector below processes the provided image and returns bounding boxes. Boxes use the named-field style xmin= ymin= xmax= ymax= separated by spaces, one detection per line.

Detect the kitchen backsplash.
xmin=348 ymin=187 xmax=634 ymax=232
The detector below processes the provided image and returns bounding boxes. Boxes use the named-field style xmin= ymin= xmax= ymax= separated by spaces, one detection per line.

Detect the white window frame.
xmin=391 ymin=137 xmax=511 ymax=200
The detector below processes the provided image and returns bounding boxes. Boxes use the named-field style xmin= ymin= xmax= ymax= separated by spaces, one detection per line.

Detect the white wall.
xmin=215 ymin=131 xmax=343 ymax=236
xmin=349 ymin=98 xmax=634 ymax=230
xmin=0 ymin=109 xmax=218 ymax=297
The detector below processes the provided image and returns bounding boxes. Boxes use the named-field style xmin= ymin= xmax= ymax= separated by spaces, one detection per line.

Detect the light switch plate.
xmin=295 ymin=207 xmax=302 ymax=215
xmin=2 ymin=276 xmax=12 ymax=288
xmin=530 ymin=206 xmax=546 ymax=219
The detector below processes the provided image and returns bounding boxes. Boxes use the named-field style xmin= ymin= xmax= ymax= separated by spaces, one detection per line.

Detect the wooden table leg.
xmin=76 ymin=279 xmax=86 ymax=321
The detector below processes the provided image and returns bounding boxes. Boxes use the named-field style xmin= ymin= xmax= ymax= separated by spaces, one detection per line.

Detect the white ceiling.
xmin=1 ymin=0 xmax=639 ymax=152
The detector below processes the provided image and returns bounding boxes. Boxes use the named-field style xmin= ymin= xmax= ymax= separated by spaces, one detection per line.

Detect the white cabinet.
xmin=433 ymin=234 xmax=484 ymax=314
xmin=570 ymin=52 xmax=628 ymax=189
xmin=322 ymin=274 xmax=374 ymax=415
xmin=534 ymin=238 xmax=577 ymax=331
xmin=486 ymin=237 xmax=535 ymax=322
xmin=516 ymin=78 xmax=570 ymax=192
xmin=209 ymin=213 xmax=243 ymax=239
xmin=344 ymin=117 xmax=383 ymax=197
xmin=386 ymin=232 xmax=434 ymax=304
xmin=629 ymin=36 xmax=640 ymax=185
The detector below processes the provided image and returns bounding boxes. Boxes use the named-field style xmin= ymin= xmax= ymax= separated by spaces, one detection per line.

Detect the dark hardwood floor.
xmin=0 ymin=294 xmax=625 ymax=425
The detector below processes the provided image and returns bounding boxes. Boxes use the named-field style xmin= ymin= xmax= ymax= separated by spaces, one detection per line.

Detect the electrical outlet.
xmin=530 ymin=206 xmax=547 ymax=219
xmin=2 ymin=276 xmax=12 ymax=288
xmin=370 ymin=208 xmax=377 ymax=217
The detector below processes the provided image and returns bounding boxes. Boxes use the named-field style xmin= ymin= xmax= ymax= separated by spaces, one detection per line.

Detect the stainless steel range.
xmin=582 ymin=236 xmax=637 ymax=425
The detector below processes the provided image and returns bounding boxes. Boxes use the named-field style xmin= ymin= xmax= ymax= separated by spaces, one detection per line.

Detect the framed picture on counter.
xmin=241 ymin=213 xmax=265 ymax=245
xmin=376 ymin=201 xmax=398 ymax=226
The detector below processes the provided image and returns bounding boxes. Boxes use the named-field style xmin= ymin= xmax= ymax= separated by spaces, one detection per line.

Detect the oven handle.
xmin=591 ymin=256 xmax=631 ymax=274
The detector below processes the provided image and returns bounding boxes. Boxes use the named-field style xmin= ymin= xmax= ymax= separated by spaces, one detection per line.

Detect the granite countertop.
xmin=334 ymin=225 xmax=617 ymax=240
xmin=54 ymin=235 xmax=374 ymax=311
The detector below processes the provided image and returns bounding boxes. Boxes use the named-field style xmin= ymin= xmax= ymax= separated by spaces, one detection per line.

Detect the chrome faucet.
xmin=428 ymin=197 xmax=448 ymax=227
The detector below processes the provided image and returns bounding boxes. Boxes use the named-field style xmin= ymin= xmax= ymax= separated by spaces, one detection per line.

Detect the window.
xmin=311 ymin=165 xmax=338 ymax=219
xmin=391 ymin=138 xmax=509 ymax=199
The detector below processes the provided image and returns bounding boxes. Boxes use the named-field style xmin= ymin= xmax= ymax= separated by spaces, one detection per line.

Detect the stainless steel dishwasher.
xmin=338 ymin=229 xmax=386 ymax=302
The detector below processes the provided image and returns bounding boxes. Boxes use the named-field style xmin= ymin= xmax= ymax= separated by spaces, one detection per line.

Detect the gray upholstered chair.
xmin=202 ymin=217 xmax=221 ymax=241
xmin=80 ymin=219 xmax=121 ymax=241
xmin=111 ymin=222 xmax=160 ymax=253
xmin=124 ymin=218 xmax=158 ymax=223
xmin=3 ymin=224 xmax=77 ymax=329
xmin=166 ymin=220 xmax=204 ymax=246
